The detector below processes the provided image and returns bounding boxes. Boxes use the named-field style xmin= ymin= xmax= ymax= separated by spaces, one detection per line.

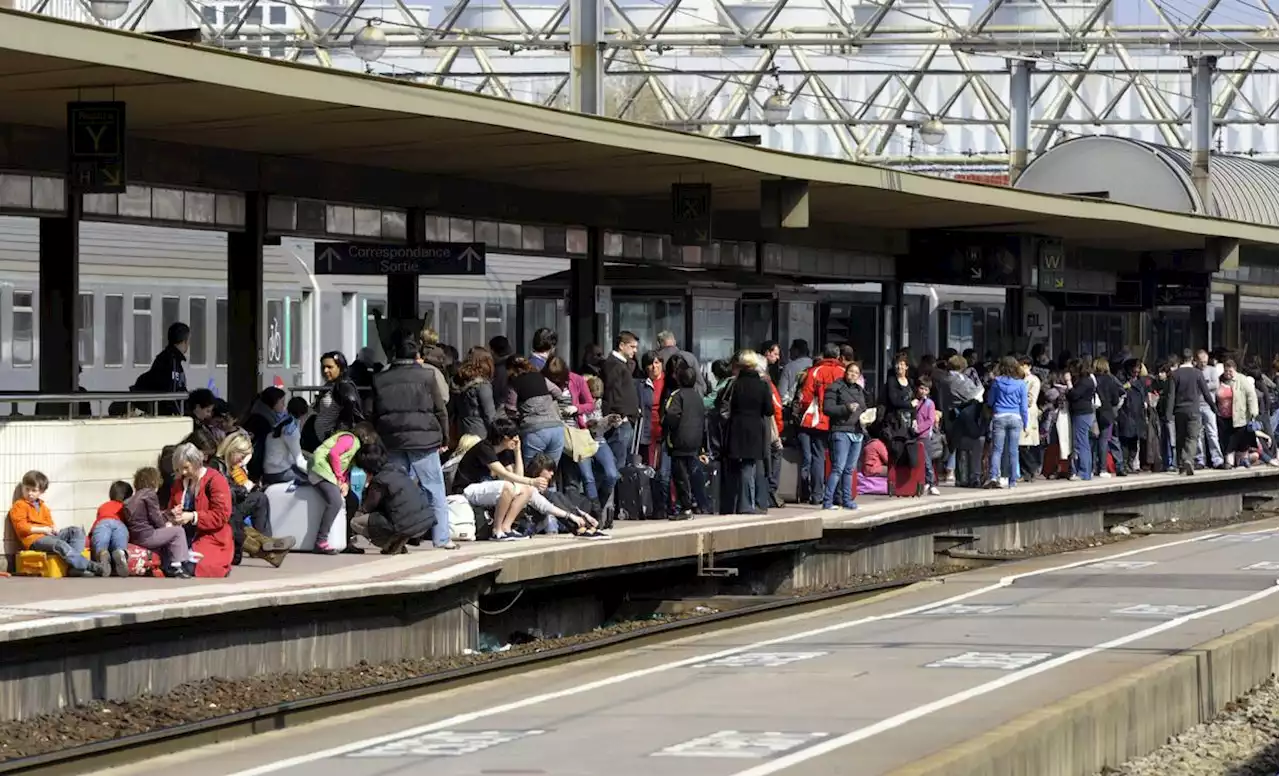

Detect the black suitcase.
xmin=615 ymin=464 xmax=654 ymax=520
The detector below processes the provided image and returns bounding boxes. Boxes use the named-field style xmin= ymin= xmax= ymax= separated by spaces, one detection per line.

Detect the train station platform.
xmin=0 ymin=466 xmax=1273 ymax=723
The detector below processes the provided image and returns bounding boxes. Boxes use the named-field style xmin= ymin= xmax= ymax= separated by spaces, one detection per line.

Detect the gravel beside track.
xmin=0 ymin=505 xmax=1271 ymax=762
xmin=1100 ymin=678 xmax=1278 ymax=776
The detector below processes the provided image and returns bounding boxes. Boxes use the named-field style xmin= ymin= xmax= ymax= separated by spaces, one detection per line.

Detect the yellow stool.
xmin=15 ymin=549 xmax=92 ymax=578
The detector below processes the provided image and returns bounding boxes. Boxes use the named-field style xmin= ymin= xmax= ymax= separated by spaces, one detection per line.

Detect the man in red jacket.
xmin=795 ymin=343 xmax=849 ymax=505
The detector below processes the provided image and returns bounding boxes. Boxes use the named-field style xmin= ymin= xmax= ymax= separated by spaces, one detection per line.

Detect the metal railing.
xmin=0 ymin=392 xmax=191 ymax=420
xmin=288 ymin=384 xmax=373 ymax=396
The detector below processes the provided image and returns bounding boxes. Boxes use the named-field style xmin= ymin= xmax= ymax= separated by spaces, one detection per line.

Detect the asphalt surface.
xmin=95 ymin=522 xmax=1279 ymax=776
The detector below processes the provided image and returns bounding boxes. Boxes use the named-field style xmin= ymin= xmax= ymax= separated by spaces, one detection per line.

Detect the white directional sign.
xmin=1087 ymin=560 xmax=1157 ymax=570
xmin=1112 ymin=604 xmax=1207 ymax=617
xmin=314 ymin=242 xmax=487 ymax=276
xmin=692 ymin=652 xmax=828 ymax=669
xmin=926 ymin=652 xmax=1053 ymax=671
xmin=652 ymin=731 xmax=829 ymax=759
xmin=919 ymin=604 xmax=1012 ymax=616
xmin=1205 ymin=534 xmax=1273 ymax=543
xmin=345 ymin=730 xmax=544 ymax=758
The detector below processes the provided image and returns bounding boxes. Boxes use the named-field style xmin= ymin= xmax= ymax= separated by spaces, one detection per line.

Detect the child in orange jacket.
xmin=8 ymin=471 xmax=106 ymax=577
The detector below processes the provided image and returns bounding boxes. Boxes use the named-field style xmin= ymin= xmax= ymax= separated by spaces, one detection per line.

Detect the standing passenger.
xmin=601 ymin=331 xmax=641 ymax=465
xmin=370 ymin=331 xmax=457 ymax=550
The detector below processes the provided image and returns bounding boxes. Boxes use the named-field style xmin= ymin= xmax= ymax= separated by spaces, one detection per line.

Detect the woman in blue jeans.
xmin=821 ymin=362 xmax=867 ymax=509
xmin=985 ymin=356 xmax=1029 ymax=488
xmin=504 ymin=356 xmax=568 ymax=468
xmin=1064 ymin=359 xmax=1098 ymax=480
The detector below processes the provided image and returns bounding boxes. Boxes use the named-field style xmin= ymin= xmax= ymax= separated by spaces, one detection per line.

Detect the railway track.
xmin=0 ymin=574 xmax=950 ymax=776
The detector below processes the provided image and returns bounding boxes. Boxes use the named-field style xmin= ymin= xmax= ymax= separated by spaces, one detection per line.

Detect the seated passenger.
xmin=522 ymin=454 xmax=608 ymax=538
xmin=168 ymin=442 xmax=235 ymax=578
xmin=88 ymin=480 xmax=134 ymax=577
xmin=453 ymin=417 xmax=545 ymax=542
xmin=349 ymin=444 xmax=436 ymax=555
xmin=213 ymin=431 xmax=295 ymax=567
xmin=9 ymin=470 xmax=107 ymax=577
xmin=124 ymin=466 xmax=192 ymax=578
xmin=856 ymin=435 xmax=890 ymax=496
xmin=262 ymin=396 xmax=311 ymax=487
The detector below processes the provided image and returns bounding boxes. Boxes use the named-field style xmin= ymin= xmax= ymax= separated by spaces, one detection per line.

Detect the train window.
xmin=105 ymin=295 xmax=124 ymax=367
xmin=363 ymin=298 xmax=386 ymax=349
xmin=439 ymin=302 xmax=458 ymax=349
xmin=419 ymin=301 xmax=435 ymax=330
xmin=462 ymin=304 xmax=482 ymax=352
xmin=132 ymin=296 xmax=153 ymax=366
xmin=161 ymin=296 xmax=181 ymax=340
xmin=288 ymin=297 xmax=302 ymax=369
xmin=188 ymin=298 xmax=207 ymax=366
xmin=484 ymin=303 xmax=503 ymax=343
xmin=215 ymin=298 xmax=228 ymax=367
xmin=266 ymin=299 xmax=284 ymax=366
xmin=12 ymin=291 xmax=33 ymax=367
xmin=506 ymin=304 xmax=516 ymax=342
xmin=78 ymin=293 xmax=95 ymax=367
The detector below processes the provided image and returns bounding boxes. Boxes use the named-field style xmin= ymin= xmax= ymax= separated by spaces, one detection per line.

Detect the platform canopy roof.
xmin=0 ymin=9 xmax=1276 ymax=253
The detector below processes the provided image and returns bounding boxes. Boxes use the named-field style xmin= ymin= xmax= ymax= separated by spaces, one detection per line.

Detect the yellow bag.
xmin=564 ymin=425 xmax=599 ymax=462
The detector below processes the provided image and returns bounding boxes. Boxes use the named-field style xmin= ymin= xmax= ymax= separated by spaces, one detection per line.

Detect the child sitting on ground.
xmin=124 ymin=467 xmax=193 ymax=578
xmin=8 ymin=470 xmax=106 ymax=577
xmin=88 ymin=480 xmax=134 ymax=577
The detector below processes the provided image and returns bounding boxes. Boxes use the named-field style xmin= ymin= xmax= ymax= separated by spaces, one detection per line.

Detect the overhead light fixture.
xmin=918 ymin=117 xmax=946 ymax=146
xmin=88 ymin=0 xmax=131 ymax=22
xmin=351 ymin=21 xmax=388 ymax=63
xmin=762 ymin=87 xmax=792 ymax=125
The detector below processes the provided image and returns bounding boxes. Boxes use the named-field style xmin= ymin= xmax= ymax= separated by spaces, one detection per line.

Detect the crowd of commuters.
xmin=10 ymin=317 xmax=1275 ymax=578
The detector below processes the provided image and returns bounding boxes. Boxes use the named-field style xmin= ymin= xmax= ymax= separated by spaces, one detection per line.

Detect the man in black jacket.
xmin=1167 ymin=349 xmax=1216 ymax=476
xmin=601 ymin=330 xmax=641 ymax=464
xmin=370 ymin=330 xmax=456 ymax=549
xmin=134 ymin=322 xmax=190 ymax=416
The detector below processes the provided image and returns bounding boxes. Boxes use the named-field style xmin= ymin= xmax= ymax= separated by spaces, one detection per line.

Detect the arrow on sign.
xmin=969 ymin=266 xmax=983 ymax=280
xmin=1054 ymin=277 xmax=1064 ymax=289
xmin=318 ymin=246 xmax=341 ymax=273
xmin=102 ymin=165 xmax=122 ymax=188
xmin=458 ymin=246 xmax=482 ymax=272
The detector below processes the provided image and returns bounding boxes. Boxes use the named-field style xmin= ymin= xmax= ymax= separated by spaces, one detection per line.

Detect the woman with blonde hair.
xmin=212 ymin=430 xmax=295 ymax=566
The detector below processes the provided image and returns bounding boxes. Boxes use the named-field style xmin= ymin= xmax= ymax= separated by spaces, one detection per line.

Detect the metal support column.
xmin=570 ymin=0 xmax=603 ymax=115
xmin=227 ymin=192 xmax=266 ymax=410
xmin=1221 ymin=287 xmax=1241 ymax=352
xmin=1008 ymin=59 xmax=1032 ymax=184
xmin=569 ymin=226 xmax=604 ymax=362
xmin=1188 ymin=276 xmax=1212 ymax=353
xmin=387 ymin=208 xmax=423 ymax=323
xmin=37 ymin=194 xmax=81 ymax=395
xmin=1004 ymin=287 xmax=1025 ymax=353
xmin=1189 ymin=55 xmax=1217 ymax=213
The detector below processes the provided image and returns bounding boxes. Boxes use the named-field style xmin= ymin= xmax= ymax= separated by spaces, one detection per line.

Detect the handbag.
xmin=564 ymin=425 xmax=599 ymax=462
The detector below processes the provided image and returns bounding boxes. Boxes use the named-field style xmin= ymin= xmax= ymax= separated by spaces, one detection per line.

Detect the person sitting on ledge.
xmin=125 ymin=467 xmax=193 ymax=578
xmin=8 ymin=470 xmax=107 ymax=577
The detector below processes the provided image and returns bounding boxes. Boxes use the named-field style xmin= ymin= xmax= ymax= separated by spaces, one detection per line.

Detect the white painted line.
xmin=345 ymin=729 xmax=545 ymax=758
xmin=223 ymin=531 xmax=1221 ymax=776
xmin=924 ymin=652 xmax=1053 ymax=671
xmin=916 ymin=604 xmax=1011 ymax=617
xmin=725 ymin=585 xmax=1279 ymax=776
xmin=1241 ymin=561 xmax=1280 ymax=571
xmin=1112 ymin=604 xmax=1208 ymax=617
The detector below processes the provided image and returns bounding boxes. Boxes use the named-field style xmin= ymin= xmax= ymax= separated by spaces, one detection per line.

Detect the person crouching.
xmin=349 ymin=443 xmax=436 ymax=555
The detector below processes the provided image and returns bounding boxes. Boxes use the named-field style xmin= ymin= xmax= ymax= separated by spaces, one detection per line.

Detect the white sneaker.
xmin=927 ymin=486 xmax=941 ymax=496
xmin=997 ymin=476 xmax=1009 ymax=489
xmin=1099 ymin=471 xmax=1112 ymax=479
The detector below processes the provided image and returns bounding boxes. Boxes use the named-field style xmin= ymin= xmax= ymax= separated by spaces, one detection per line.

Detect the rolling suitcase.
xmin=614 ymin=428 xmax=654 ymax=520
xmin=887 ymin=441 xmax=926 ymax=497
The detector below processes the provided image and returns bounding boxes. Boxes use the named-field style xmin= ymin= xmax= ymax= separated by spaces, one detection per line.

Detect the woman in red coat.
xmin=168 ymin=441 xmax=235 ymax=578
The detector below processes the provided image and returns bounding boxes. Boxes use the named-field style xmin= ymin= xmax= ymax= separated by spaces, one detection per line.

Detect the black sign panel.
xmin=1154 ymin=284 xmax=1208 ymax=306
xmin=904 ymin=232 xmax=1022 ymax=287
xmin=67 ymin=101 xmax=126 ymax=194
xmin=671 ymin=183 xmax=712 ymax=247
xmin=313 ymin=242 xmax=486 ymax=276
